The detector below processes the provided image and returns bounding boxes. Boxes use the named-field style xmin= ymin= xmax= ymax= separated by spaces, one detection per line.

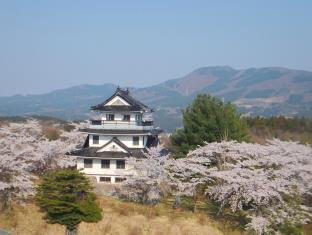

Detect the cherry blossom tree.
xmin=0 ymin=119 xmax=84 ymax=208
xmin=170 ymin=140 xmax=312 ymax=234
xmin=114 ymin=146 xmax=170 ymax=204
xmin=116 ymin=139 xmax=311 ymax=233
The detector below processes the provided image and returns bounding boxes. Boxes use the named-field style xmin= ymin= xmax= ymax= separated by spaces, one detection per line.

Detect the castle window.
xmin=106 ymin=114 xmax=115 ymax=121
xmin=91 ymin=120 xmax=101 ymax=125
xmin=93 ymin=135 xmax=99 ymax=145
xmin=84 ymin=159 xmax=93 ymax=168
xmin=135 ymin=114 xmax=142 ymax=123
xmin=99 ymin=177 xmax=111 ymax=183
xmin=123 ymin=114 xmax=130 ymax=121
xmin=116 ymin=160 xmax=125 ymax=169
xmin=133 ymin=136 xmax=139 ymax=146
xmin=101 ymin=160 xmax=110 ymax=169
xmin=115 ymin=177 xmax=126 ymax=183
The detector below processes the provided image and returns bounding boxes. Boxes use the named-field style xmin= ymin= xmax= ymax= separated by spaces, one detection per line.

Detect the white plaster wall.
xmin=100 ymin=113 xmax=141 ymax=122
xmin=77 ymin=158 xmax=130 ymax=175
xmin=118 ymin=135 xmax=144 ymax=148
xmin=77 ymin=157 xmax=136 ymax=183
xmin=89 ymin=134 xmax=146 ymax=148
xmin=89 ymin=135 xmax=110 ymax=147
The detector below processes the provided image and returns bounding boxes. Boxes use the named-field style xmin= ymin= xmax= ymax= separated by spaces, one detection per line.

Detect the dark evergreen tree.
xmin=36 ymin=169 xmax=102 ymax=235
xmin=171 ymin=94 xmax=249 ymax=155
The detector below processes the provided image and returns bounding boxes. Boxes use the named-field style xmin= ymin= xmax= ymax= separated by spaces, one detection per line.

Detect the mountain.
xmin=135 ymin=66 xmax=312 ymax=130
xmin=0 ymin=83 xmax=117 ymax=119
xmin=0 ymin=66 xmax=311 ymax=131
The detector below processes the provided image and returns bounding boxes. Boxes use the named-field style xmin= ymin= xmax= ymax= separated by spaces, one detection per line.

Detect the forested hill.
xmin=0 ymin=66 xmax=311 ymax=131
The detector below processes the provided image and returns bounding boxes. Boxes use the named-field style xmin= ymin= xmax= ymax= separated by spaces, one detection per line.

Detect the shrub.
xmin=63 ymin=123 xmax=75 ymax=132
xmin=278 ymin=221 xmax=303 ymax=235
xmin=42 ymin=126 xmax=61 ymax=141
xmin=36 ymin=169 xmax=102 ymax=235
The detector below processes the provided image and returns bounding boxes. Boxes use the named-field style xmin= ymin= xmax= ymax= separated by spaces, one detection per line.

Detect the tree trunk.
xmin=193 ymin=200 xmax=197 ymax=213
xmin=172 ymin=194 xmax=181 ymax=209
xmin=0 ymin=189 xmax=12 ymax=212
xmin=65 ymin=227 xmax=78 ymax=235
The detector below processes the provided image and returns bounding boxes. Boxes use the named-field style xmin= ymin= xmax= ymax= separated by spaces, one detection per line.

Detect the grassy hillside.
xmin=0 ymin=196 xmax=232 ymax=235
xmin=2 ymin=196 xmax=311 ymax=235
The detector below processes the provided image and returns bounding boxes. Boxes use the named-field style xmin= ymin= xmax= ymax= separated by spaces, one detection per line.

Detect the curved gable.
xmin=97 ymin=138 xmax=130 ymax=153
xmin=105 ymin=95 xmax=130 ymax=106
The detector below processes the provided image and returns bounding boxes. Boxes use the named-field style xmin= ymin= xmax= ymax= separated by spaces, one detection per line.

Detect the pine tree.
xmin=36 ymin=169 xmax=102 ymax=235
xmin=171 ymin=94 xmax=249 ymax=155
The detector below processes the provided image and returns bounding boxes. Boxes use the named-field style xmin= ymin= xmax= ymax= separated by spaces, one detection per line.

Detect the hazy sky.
xmin=1 ymin=1 xmax=311 ymax=96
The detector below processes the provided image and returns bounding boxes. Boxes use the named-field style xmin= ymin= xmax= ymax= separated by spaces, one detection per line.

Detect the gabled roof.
xmin=68 ymin=137 xmax=147 ymax=159
xmin=97 ymin=137 xmax=130 ymax=153
xmin=69 ymin=147 xmax=130 ymax=158
xmin=91 ymin=87 xmax=150 ymax=112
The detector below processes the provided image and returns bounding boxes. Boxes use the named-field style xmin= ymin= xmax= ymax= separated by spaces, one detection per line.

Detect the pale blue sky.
xmin=0 ymin=1 xmax=311 ymax=96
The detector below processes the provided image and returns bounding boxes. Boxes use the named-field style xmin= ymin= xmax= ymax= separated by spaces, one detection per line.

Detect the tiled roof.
xmin=91 ymin=87 xmax=150 ymax=112
xmin=68 ymin=146 xmax=146 ymax=159
xmin=68 ymin=136 xmax=147 ymax=158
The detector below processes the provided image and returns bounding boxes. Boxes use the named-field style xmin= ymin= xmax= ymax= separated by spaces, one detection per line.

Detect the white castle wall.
xmin=77 ymin=157 xmax=135 ymax=183
xmin=89 ymin=134 xmax=146 ymax=148
xmin=101 ymin=113 xmax=140 ymax=122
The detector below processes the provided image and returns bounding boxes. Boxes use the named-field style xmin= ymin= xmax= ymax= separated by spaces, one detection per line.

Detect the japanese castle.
xmin=71 ymin=87 xmax=161 ymax=184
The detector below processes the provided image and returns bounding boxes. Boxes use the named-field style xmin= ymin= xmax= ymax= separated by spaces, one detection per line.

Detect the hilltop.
xmin=0 ymin=117 xmax=311 ymax=234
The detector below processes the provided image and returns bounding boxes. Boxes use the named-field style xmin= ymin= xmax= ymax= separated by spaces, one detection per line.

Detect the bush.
xmin=36 ymin=169 xmax=102 ymax=235
xmin=42 ymin=126 xmax=61 ymax=141
xmin=278 ymin=221 xmax=303 ymax=235
xmin=63 ymin=123 xmax=75 ymax=132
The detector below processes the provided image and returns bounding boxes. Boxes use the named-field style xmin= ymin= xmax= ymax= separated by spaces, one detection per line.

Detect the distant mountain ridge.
xmin=0 ymin=66 xmax=311 ymax=131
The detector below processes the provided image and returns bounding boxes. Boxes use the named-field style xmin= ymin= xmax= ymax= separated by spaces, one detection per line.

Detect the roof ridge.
xmin=91 ymin=87 xmax=150 ymax=111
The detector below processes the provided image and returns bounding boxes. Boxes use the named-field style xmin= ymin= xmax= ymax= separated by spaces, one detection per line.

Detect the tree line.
xmin=171 ymin=94 xmax=311 ymax=154
xmin=244 ymin=116 xmax=312 ymax=133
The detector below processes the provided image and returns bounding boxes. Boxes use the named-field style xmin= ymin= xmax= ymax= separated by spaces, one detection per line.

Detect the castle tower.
xmin=71 ymin=87 xmax=161 ymax=184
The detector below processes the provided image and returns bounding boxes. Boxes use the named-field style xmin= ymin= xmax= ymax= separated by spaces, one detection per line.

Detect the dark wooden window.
xmin=115 ymin=177 xmax=126 ymax=183
xmin=135 ymin=114 xmax=142 ymax=123
xmin=101 ymin=160 xmax=110 ymax=169
xmin=91 ymin=120 xmax=101 ymax=125
xmin=106 ymin=114 xmax=115 ymax=121
xmin=123 ymin=114 xmax=130 ymax=121
xmin=133 ymin=136 xmax=139 ymax=146
xmin=116 ymin=160 xmax=125 ymax=169
xmin=93 ymin=135 xmax=99 ymax=145
xmin=84 ymin=159 xmax=93 ymax=168
xmin=99 ymin=177 xmax=111 ymax=183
